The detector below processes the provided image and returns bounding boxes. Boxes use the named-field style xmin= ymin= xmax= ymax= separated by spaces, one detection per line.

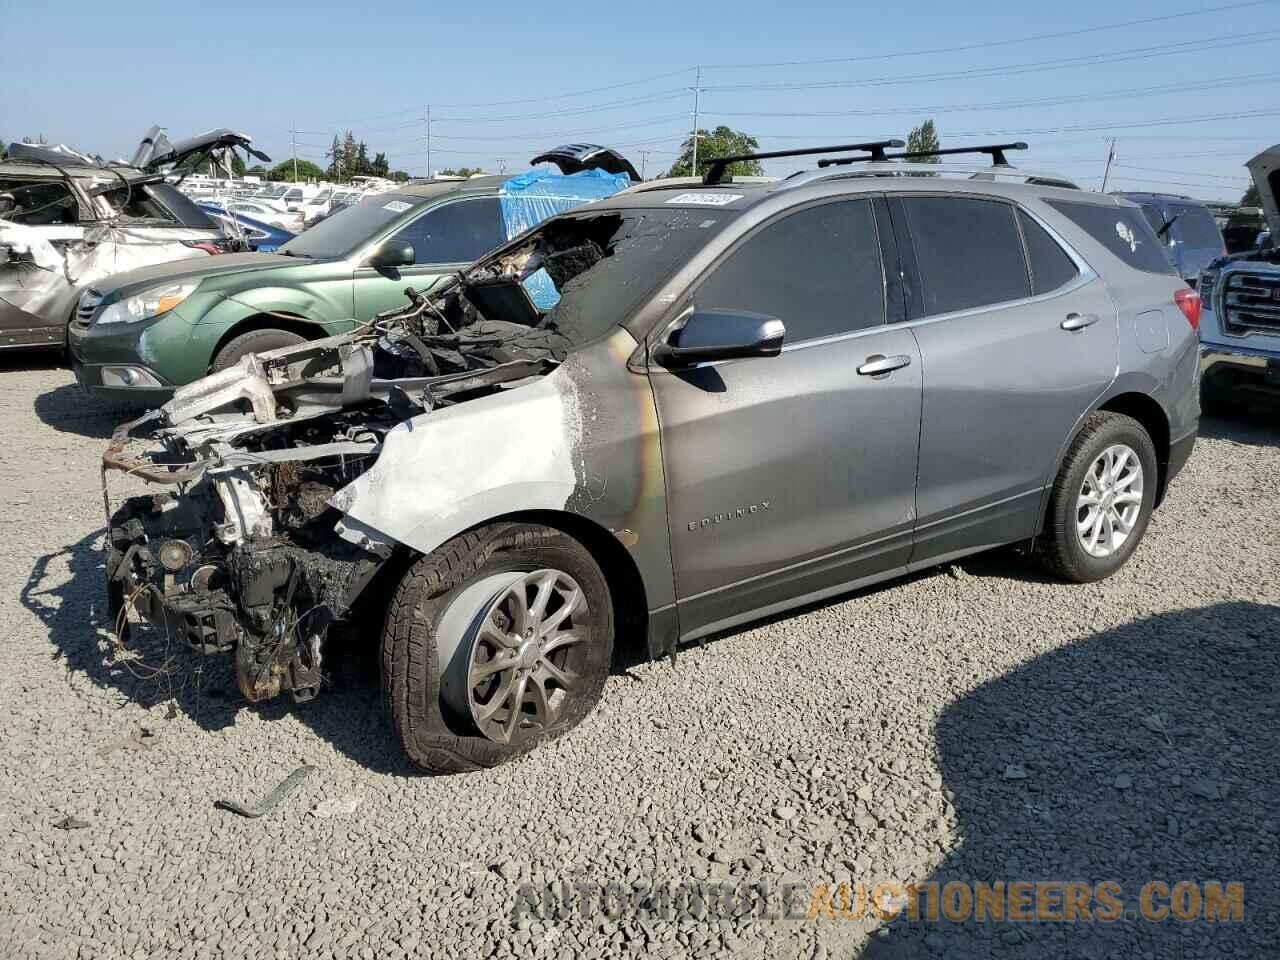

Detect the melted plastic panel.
xmin=499 ymin=169 xmax=630 ymax=310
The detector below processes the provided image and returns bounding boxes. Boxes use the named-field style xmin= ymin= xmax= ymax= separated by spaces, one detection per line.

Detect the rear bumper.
xmin=1166 ymin=428 xmax=1196 ymax=490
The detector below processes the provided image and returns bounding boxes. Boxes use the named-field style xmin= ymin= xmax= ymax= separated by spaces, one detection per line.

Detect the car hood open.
xmin=1246 ymin=145 xmax=1280 ymax=237
xmin=529 ymin=144 xmax=639 ymax=182
xmin=133 ymin=127 xmax=271 ymax=171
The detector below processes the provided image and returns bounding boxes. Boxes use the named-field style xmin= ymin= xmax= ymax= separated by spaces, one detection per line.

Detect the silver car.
xmin=104 ymin=140 xmax=1199 ymax=773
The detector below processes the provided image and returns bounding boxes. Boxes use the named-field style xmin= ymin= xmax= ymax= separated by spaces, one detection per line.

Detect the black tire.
xmin=381 ymin=523 xmax=614 ymax=774
xmin=211 ymin=328 xmax=307 ymax=372
xmin=1037 ymin=411 xmax=1158 ymax=583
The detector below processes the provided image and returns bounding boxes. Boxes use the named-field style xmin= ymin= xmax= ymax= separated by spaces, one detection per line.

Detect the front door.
xmin=891 ymin=195 xmax=1119 ymax=563
xmin=648 ymin=198 xmax=923 ymax=640
xmin=353 ymin=195 xmax=507 ymax=322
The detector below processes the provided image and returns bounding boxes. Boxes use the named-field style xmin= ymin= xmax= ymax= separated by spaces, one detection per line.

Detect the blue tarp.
xmin=500 ymin=167 xmax=630 ymax=310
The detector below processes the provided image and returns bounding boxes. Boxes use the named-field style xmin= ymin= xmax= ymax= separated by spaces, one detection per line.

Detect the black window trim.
xmin=886 ymin=191 xmax=1095 ymax=327
xmin=1013 ymin=203 xmax=1082 ymax=298
xmin=653 ymin=194 xmax=891 ymax=358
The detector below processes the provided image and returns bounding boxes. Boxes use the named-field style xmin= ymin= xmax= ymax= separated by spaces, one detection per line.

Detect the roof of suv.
xmin=581 ymin=168 xmax=1115 ymax=216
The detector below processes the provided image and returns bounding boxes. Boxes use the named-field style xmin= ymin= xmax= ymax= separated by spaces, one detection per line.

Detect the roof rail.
xmin=703 ymin=139 xmax=904 ymax=185
xmin=817 ymin=141 xmax=1028 ymax=169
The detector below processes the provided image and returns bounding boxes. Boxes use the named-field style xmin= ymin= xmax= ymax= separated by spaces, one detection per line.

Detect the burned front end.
xmin=102 ymin=252 xmax=582 ymax=703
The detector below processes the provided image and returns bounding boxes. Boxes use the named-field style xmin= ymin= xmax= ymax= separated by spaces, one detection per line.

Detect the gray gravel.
xmin=1 ymin=360 xmax=1277 ymax=959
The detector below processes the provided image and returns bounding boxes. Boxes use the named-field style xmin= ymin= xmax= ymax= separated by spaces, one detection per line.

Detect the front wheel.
xmin=1037 ymin=412 xmax=1158 ymax=583
xmin=381 ymin=523 xmax=614 ymax=774
xmin=211 ymin=328 xmax=307 ymax=372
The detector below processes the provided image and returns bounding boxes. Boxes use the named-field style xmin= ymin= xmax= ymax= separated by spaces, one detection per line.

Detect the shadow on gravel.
xmin=862 ymin=601 xmax=1280 ymax=959
xmin=1200 ymin=405 xmax=1280 ymax=449
xmin=32 ymin=382 xmax=134 ymax=440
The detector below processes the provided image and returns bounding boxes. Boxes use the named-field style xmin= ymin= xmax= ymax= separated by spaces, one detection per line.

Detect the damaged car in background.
xmin=0 ymin=128 xmax=268 ymax=350
xmin=103 ymin=143 xmax=1199 ymax=773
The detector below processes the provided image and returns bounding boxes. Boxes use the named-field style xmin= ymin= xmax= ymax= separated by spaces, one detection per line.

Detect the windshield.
xmin=526 ymin=208 xmax=734 ymax=346
xmin=278 ymin=192 xmax=422 ymax=259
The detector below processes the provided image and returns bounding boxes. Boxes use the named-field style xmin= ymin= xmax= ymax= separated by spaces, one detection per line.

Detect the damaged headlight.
xmin=96 ymin=281 xmax=200 ymax=325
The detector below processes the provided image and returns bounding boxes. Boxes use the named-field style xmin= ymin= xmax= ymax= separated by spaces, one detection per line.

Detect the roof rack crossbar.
xmin=817 ymin=141 xmax=1029 ymax=169
xmin=703 ymin=139 xmax=904 ymax=185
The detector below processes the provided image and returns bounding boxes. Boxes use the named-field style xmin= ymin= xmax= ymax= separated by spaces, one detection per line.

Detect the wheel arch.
xmin=208 ymin=311 xmax=327 ymax=367
xmin=1095 ymin=391 xmax=1172 ymax=505
xmin=468 ymin=509 xmax=650 ymax=661
xmin=1038 ymin=385 xmax=1174 ymax=537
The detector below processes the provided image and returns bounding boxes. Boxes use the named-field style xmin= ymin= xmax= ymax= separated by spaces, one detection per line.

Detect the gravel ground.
xmin=1 ymin=358 xmax=1277 ymax=959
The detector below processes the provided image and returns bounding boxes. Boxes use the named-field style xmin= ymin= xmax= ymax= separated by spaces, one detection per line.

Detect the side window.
xmin=902 ymin=197 xmax=1030 ymax=316
xmin=693 ymin=199 xmax=885 ymax=342
xmin=1018 ymin=209 xmax=1080 ymax=295
xmin=1044 ymin=199 xmax=1176 ymax=276
xmin=392 ymin=197 xmax=506 ymax=265
xmin=0 ymin=179 xmax=79 ymax=226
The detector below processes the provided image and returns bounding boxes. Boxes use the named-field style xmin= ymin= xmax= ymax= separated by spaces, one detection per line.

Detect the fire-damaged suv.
xmin=103 ymin=141 xmax=1199 ymax=773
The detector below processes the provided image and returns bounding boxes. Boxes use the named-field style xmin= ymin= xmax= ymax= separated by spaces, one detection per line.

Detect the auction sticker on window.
xmin=382 ymin=200 xmax=412 ymax=213
xmin=666 ymin=193 xmax=744 ymax=206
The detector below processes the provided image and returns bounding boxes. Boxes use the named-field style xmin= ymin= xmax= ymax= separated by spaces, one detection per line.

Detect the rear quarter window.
xmin=1044 ymin=199 xmax=1176 ymax=276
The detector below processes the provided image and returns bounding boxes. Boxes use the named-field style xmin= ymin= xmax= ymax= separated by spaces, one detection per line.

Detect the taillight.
xmin=1174 ymin=287 xmax=1200 ymax=331
xmin=182 ymin=240 xmax=223 ymax=256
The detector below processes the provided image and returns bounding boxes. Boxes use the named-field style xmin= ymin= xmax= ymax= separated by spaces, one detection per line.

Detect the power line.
xmin=702 ymin=31 xmax=1279 ymax=93
xmin=712 ymin=73 xmax=1278 ymax=120
xmin=701 ymin=0 xmax=1275 ymax=69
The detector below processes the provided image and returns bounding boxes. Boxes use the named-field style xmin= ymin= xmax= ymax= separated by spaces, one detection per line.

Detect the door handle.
xmin=857 ymin=354 xmax=912 ymax=376
xmin=1061 ymin=313 xmax=1099 ymax=331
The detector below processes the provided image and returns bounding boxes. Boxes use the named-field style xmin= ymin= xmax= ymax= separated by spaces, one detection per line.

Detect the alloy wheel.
xmin=1076 ymin=443 xmax=1144 ymax=559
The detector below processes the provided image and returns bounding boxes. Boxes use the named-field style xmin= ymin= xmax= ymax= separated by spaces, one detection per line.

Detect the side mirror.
xmin=653 ymin=310 xmax=785 ymax=367
xmin=368 ymin=240 xmax=415 ymax=269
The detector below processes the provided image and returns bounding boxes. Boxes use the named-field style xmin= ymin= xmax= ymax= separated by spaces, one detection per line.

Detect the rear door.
xmin=0 ymin=174 xmax=87 ymax=345
xmin=649 ymin=197 xmax=922 ymax=638
xmin=893 ymin=194 xmax=1118 ymax=564
xmin=352 ymin=195 xmax=506 ymax=321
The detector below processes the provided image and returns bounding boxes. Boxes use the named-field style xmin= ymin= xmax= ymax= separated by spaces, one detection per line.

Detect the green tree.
xmin=341 ymin=132 xmax=358 ymax=181
xmin=326 ymin=134 xmax=343 ymax=180
xmin=906 ymin=119 xmax=941 ymax=176
xmin=439 ymin=166 xmax=485 ymax=178
xmin=390 ymin=170 xmax=410 ymax=182
xmin=371 ymin=152 xmax=390 ymax=177
xmin=666 ymin=126 xmax=762 ymax=178
xmin=269 ymin=159 xmax=325 ymax=183
xmin=1242 ymin=183 xmax=1261 ymax=207
xmin=245 ymin=164 xmax=268 ymax=179
xmin=355 ymin=141 xmax=370 ymax=176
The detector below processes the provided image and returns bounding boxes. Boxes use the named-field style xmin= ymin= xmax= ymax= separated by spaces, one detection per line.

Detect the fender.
xmin=332 ymin=329 xmax=678 ymax=621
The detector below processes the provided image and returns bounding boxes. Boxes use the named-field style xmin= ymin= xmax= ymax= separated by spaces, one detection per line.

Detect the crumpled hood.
xmin=1246 ymin=145 xmax=1280 ymax=236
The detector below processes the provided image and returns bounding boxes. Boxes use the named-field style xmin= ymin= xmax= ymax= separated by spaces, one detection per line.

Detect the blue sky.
xmin=2 ymin=0 xmax=1276 ymax=201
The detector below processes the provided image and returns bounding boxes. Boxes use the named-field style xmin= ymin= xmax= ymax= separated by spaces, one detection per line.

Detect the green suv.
xmin=69 ymin=146 xmax=634 ymax=402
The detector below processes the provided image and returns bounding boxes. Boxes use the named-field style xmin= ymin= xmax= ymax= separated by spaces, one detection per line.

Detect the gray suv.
xmin=104 ymin=140 xmax=1199 ymax=773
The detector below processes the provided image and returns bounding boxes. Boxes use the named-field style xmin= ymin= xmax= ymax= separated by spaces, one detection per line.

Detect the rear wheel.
xmin=211 ymin=328 xmax=307 ymax=372
xmin=1037 ymin=412 xmax=1158 ymax=583
xmin=381 ymin=523 xmax=614 ymax=774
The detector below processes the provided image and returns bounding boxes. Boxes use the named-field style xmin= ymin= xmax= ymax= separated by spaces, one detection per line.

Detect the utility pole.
xmin=423 ymin=104 xmax=432 ymax=179
xmin=638 ymin=149 xmax=650 ymax=180
xmin=690 ymin=65 xmax=702 ymax=177
xmin=497 ymin=157 xmax=507 ymax=175
xmin=1101 ymin=137 xmax=1116 ymax=193
xmin=291 ymin=122 xmax=298 ymax=183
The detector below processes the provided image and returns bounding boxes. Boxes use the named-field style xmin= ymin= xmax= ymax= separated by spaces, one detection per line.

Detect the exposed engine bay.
xmin=103 ymin=219 xmax=615 ymax=704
